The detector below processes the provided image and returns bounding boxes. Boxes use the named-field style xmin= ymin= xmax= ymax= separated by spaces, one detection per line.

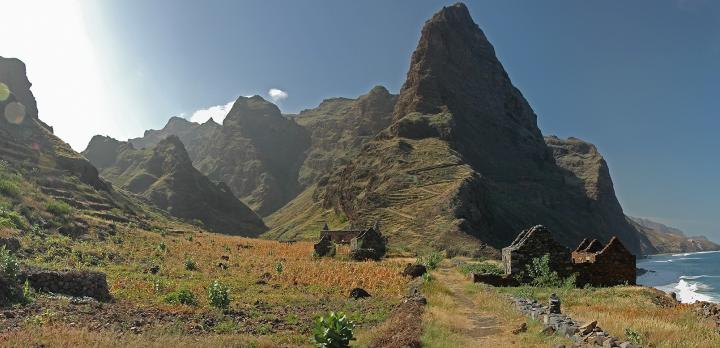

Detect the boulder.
xmin=402 ymin=264 xmax=427 ymax=278
xmin=349 ymin=288 xmax=371 ymax=299
xmin=0 ymin=237 xmax=20 ymax=252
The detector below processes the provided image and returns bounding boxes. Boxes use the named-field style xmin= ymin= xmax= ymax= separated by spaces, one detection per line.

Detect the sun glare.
xmin=0 ymin=0 xmax=117 ymax=150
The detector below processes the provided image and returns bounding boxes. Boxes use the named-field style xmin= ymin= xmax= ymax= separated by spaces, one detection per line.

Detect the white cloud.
xmin=268 ymin=88 xmax=288 ymax=103
xmin=188 ymin=100 xmax=235 ymax=124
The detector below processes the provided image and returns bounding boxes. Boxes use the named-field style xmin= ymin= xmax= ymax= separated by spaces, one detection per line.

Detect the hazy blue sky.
xmin=1 ymin=1 xmax=718 ymax=239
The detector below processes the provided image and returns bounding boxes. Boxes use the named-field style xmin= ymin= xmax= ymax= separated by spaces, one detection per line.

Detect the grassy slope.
xmin=0 ymin=156 xmax=408 ymax=347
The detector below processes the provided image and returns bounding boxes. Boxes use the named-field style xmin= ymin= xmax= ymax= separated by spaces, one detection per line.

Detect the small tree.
xmin=526 ymin=254 xmax=561 ymax=287
xmin=313 ymin=312 xmax=355 ymax=348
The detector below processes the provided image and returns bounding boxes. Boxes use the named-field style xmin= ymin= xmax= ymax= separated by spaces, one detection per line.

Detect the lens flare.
xmin=4 ymin=101 xmax=26 ymax=125
xmin=0 ymin=83 xmax=9 ymax=102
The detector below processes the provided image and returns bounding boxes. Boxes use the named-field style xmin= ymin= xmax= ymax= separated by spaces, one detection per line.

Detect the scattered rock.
xmin=256 ymin=272 xmax=272 ymax=285
xmin=349 ymin=288 xmax=371 ymax=299
xmin=511 ymin=322 xmax=527 ymax=334
xmin=0 ymin=237 xmax=20 ymax=252
xmin=578 ymin=320 xmax=597 ymax=335
xmin=402 ymin=264 xmax=427 ymax=278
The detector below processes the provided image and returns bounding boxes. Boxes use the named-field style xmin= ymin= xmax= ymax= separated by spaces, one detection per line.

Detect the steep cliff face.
xmin=83 ymin=135 xmax=267 ymax=236
xmin=307 ymin=3 xmax=653 ymax=255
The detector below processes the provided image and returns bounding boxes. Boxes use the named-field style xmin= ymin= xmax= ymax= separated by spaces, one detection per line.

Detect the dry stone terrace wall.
xmin=19 ymin=268 xmax=111 ymax=301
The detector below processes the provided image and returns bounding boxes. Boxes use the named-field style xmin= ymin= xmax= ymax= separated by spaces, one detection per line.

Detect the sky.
xmin=0 ymin=0 xmax=718 ymax=239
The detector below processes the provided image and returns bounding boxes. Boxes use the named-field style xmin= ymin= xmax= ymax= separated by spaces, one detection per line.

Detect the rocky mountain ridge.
xmin=83 ymin=135 xmax=267 ymax=236
xmin=84 ymin=4 xmax=717 ymax=255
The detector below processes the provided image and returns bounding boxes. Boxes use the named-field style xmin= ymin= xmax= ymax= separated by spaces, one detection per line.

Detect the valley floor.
xmin=2 ymin=224 xmax=720 ymax=348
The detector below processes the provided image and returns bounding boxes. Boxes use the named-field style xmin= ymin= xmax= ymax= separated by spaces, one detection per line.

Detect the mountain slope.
xmin=83 ymin=135 xmax=267 ymax=236
xmin=128 ymin=96 xmax=310 ymax=217
xmin=0 ymin=56 xmax=151 ymax=233
xmin=270 ymin=3 xmax=654 ymax=255
xmin=629 ymin=216 xmax=720 ymax=254
xmin=265 ymin=86 xmax=398 ymax=240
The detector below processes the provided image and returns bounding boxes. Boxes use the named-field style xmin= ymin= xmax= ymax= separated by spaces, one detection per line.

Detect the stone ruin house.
xmin=502 ymin=225 xmax=575 ymax=280
xmin=571 ymin=237 xmax=636 ymax=286
xmin=314 ymin=222 xmax=387 ymax=260
xmin=501 ymin=225 xmax=636 ymax=287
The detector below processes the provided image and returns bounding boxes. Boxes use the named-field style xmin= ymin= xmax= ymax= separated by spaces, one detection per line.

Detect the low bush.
xmin=417 ymin=251 xmax=443 ymax=270
xmin=45 ymin=200 xmax=73 ymax=217
xmin=184 ymin=258 xmax=197 ymax=271
xmin=0 ymin=246 xmax=19 ymax=280
xmin=207 ymin=280 xmax=230 ymax=309
xmin=313 ymin=311 xmax=355 ymax=348
xmin=0 ymin=179 xmax=20 ymax=198
xmin=163 ymin=288 xmax=197 ymax=306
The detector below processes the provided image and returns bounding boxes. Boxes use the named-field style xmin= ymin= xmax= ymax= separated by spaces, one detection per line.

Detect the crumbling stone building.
xmin=314 ymin=222 xmax=387 ymax=260
xmin=571 ymin=237 xmax=636 ymax=286
xmin=501 ymin=225 xmax=636 ymax=287
xmin=501 ymin=225 xmax=575 ymax=280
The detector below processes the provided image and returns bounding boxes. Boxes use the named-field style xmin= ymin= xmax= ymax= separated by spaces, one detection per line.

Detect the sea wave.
xmin=653 ymin=260 xmax=673 ymax=263
xmin=661 ymin=279 xmax=716 ymax=304
xmin=680 ymin=275 xmax=720 ymax=280
xmin=671 ymin=250 xmax=720 ymax=257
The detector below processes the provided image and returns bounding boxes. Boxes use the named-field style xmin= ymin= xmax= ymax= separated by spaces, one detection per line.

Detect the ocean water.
xmin=637 ymin=251 xmax=720 ymax=303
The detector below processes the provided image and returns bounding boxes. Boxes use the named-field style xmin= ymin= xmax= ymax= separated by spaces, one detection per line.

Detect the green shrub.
xmin=184 ymin=258 xmax=197 ymax=271
xmin=163 ymin=288 xmax=197 ymax=306
xmin=313 ymin=311 xmax=355 ymax=348
xmin=417 ymin=251 xmax=443 ymax=270
xmin=0 ymin=246 xmax=19 ymax=280
xmin=0 ymin=208 xmax=28 ymax=230
xmin=526 ymin=254 xmax=562 ymax=287
xmin=458 ymin=262 xmax=503 ymax=276
xmin=0 ymin=180 xmax=20 ymax=198
xmin=275 ymin=261 xmax=284 ymax=274
xmin=156 ymin=241 xmax=167 ymax=253
xmin=625 ymin=328 xmax=644 ymax=345
xmin=45 ymin=200 xmax=73 ymax=217
xmin=207 ymin=280 xmax=230 ymax=309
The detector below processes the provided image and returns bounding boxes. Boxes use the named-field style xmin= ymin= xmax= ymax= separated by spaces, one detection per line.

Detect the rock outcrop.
xmin=83 ymin=135 xmax=267 ymax=236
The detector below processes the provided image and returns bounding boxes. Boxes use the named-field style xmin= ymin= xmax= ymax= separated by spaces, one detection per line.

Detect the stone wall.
xmin=20 ymin=268 xmax=111 ymax=301
xmin=501 ymin=225 xmax=574 ymax=279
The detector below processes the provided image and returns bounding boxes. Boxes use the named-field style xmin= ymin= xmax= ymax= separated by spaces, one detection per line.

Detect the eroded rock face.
xmin=83 ymin=135 xmax=267 ymax=236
